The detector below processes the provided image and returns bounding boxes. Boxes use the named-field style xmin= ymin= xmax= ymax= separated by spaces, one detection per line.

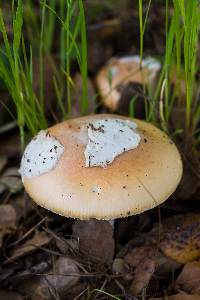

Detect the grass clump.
xmin=0 ymin=0 xmax=199 ymax=152
xmin=0 ymin=0 xmax=47 ymax=150
xmin=138 ymin=0 xmax=200 ymax=147
xmin=0 ymin=0 xmax=89 ymax=150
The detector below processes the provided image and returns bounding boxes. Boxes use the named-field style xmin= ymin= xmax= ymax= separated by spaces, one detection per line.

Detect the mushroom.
xmin=95 ymin=56 xmax=161 ymax=112
xmin=19 ymin=114 xmax=182 ymax=220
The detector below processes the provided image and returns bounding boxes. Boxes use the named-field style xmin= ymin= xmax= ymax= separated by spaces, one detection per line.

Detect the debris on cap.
xmin=19 ymin=130 xmax=64 ymax=181
xmin=84 ymin=119 xmax=141 ymax=167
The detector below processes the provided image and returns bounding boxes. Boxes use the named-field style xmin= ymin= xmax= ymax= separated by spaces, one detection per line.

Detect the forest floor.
xmin=0 ymin=1 xmax=200 ymax=300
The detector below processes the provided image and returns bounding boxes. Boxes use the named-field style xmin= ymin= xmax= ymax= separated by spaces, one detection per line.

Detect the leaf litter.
xmin=0 ymin=1 xmax=200 ymax=299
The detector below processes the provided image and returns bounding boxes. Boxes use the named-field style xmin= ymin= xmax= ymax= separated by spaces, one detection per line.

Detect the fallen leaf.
xmin=175 ymin=261 xmax=200 ymax=295
xmin=7 ymin=231 xmax=51 ymax=262
xmin=73 ymin=219 xmax=115 ymax=263
xmin=30 ymin=261 xmax=49 ymax=274
xmin=153 ymin=251 xmax=181 ymax=275
xmin=17 ymin=257 xmax=80 ymax=300
xmin=124 ymin=246 xmax=156 ymax=294
xmin=124 ymin=246 xmax=155 ymax=267
xmin=45 ymin=257 xmax=80 ymax=295
xmin=56 ymin=237 xmax=79 ymax=255
xmin=159 ymin=214 xmax=200 ymax=263
xmin=129 ymin=257 xmax=156 ymax=295
xmin=124 ymin=244 xmax=181 ymax=295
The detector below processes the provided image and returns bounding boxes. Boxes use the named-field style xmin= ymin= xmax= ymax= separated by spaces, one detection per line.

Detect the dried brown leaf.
xmin=159 ymin=214 xmax=200 ymax=263
xmin=45 ymin=257 xmax=80 ymax=294
xmin=56 ymin=237 xmax=79 ymax=255
xmin=18 ymin=257 xmax=80 ymax=300
xmin=129 ymin=257 xmax=156 ymax=295
xmin=124 ymin=246 xmax=157 ymax=295
xmin=175 ymin=261 xmax=200 ymax=295
xmin=153 ymin=251 xmax=181 ymax=275
xmin=124 ymin=246 xmax=155 ymax=267
xmin=124 ymin=243 xmax=182 ymax=295
xmin=8 ymin=231 xmax=51 ymax=261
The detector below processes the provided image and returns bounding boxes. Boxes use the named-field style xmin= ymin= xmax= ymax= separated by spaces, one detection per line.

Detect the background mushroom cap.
xmin=95 ymin=56 xmax=161 ymax=111
xmin=23 ymin=114 xmax=182 ymax=220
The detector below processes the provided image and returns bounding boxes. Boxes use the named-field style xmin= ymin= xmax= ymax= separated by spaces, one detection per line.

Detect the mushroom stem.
xmin=108 ymin=219 xmax=115 ymax=227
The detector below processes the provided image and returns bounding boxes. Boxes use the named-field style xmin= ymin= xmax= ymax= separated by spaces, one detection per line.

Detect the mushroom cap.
xmin=21 ymin=114 xmax=182 ymax=220
xmin=95 ymin=56 xmax=161 ymax=111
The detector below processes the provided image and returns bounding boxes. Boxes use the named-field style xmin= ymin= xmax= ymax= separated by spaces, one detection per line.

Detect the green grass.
xmin=0 ymin=0 xmax=90 ymax=150
xmin=0 ymin=0 xmax=47 ymax=150
xmin=0 ymin=0 xmax=199 ymax=151
xmin=138 ymin=0 xmax=152 ymax=68
xmin=42 ymin=0 xmax=89 ymax=116
xmin=138 ymin=0 xmax=200 ymax=144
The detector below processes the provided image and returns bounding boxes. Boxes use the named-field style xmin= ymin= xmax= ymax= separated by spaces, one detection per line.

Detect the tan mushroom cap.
xmin=95 ymin=56 xmax=161 ymax=111
xmin=23 ymin=114 xmax=182 ymax=220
